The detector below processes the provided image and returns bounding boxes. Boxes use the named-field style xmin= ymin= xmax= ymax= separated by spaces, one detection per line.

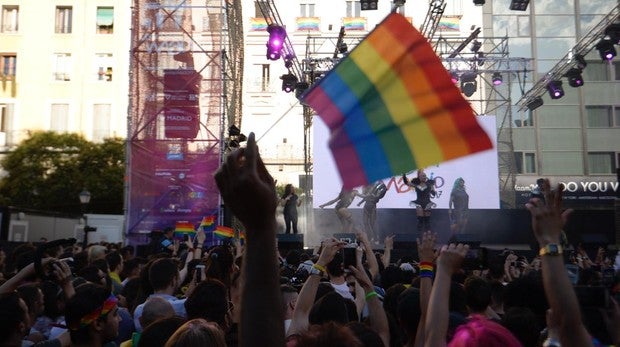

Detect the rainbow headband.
xmin=75 ymin=294 xmax=118 ymax=329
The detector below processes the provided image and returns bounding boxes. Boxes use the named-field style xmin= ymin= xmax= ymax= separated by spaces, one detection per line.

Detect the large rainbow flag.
xmin=174 ymin=221 xmax=196 ymax=239
xmin=302 ymin=13 xmax=492 ymax=189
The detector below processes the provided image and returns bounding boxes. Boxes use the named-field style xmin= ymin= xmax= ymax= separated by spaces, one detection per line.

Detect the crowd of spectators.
xmin=0 ymin=133 xmax=619 ymax=347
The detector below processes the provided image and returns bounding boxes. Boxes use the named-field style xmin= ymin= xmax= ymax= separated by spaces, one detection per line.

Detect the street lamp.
xmin=79 ymin=189 xmax=96 ymax=246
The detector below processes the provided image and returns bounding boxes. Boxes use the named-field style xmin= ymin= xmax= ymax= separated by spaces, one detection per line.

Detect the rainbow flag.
xmin=302 ymin=13 xmax=492 ymax=189
xmin=296 ymin=17 xmax=320 ymax=31
xmin=438 ymin=16 xmax=460 ymax=32
xmin=343 ymin=17 xmax=366 ymax=31
xmin=249 ymin=17 xmax=267 ymax=31
xmin=200 ymin=215 xmax=216 ymax=232
xmin=174 ymin=221 xmax=196 ymax=239
xmin=214 ymin=225 xmax=234 ymax=239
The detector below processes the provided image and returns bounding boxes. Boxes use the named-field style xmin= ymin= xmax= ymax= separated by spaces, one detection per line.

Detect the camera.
xmin=195 ymin=264 xmax=205 ymax=282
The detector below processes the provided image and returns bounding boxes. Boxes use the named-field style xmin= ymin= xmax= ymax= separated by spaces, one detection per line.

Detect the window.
xmin=614 ymin=61 xmax=620 ymax=81
xmin=50 ymin=104 xmax=69 ymax=133
xmin=261 ymin=64 xmax=270 ymax=91
xmin=55 ymin=6 xmax=72 ymax=33
xmin=1 ymin=5 xmax=18 ymax=33
xmin=513 ymin=110 xmax=534 ymax=127
xmin=587 ymin=152 xmax=615 ymax=174
xmin=586 ymin=106 xmax=612 ymax=127
xmin=300 ymin=3 xmax=315 ymax=17
xmin=96 ymin=7 xmax=114 ymax=34
xmin=93 ymin=104 xmax=111 ymax=142
xmin=514 ymin=152 xmax=536 ymax=174
xmin=0 ymin=103 xmax=14 ymax=133
xmin=582 ymin=61 xmax=609 ymax=81
xmin=254 ymin=1 xmax=264 ymax=18
xmin=52 ymin=53 xmax=71 ymax=81
xmin=95 ymin=53 xmax=113 ymax=81
xmin=0 ymin=54 xmax=16 ymax=78
xmin=346 ymin=1 xmax=361 ymax=17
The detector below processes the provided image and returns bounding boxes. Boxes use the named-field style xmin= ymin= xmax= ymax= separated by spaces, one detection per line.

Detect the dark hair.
xmin=149 ymin=258 xmax=179 ymax=291
xmin=106 ymin=252 xmax=123 ymax=272
xmin=41 ymin=280 xmax=64 ymax=319
xmin=296 ymin=322 xmax=363 ymax=347
xmin=65 ymin=283 xmax=114 ymax=344
xmin=79 ymin=265 xmax=105 ymax=285
xmin=464 ymin=276 xmax=491 ymax=313
xmin=0 ymin=291 xmax=27 ymax=342
xmin=282 ymin=184 xmax=294 ymax=198
xmin=501 ymin=307 xmax=542 ymax=347
xmin=346 ymin=321 xmax=383 ymax=347
xmin=138 ymin=316 xmax=186 ymax=347
xmin=326 ymin=253 xmax=345 ymax=277
xmin=204 ymin=246 xmax=234 ymax=288
xmin=184 ymin=279 xmax=229 ymax=328
xmin=16 ymin=283 xmax=42 ymax=315
xmin=164 ymin=318 xmax=227 ymax=347
xmin=309 ymin=292 xmax=357 ymax=325
xmin=396 ymin=287 xmax=422 ymax=336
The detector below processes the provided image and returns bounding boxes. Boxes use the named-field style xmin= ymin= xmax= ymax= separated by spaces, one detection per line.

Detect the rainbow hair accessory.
xmin=76 ymin=294 xmax=118 ymax=329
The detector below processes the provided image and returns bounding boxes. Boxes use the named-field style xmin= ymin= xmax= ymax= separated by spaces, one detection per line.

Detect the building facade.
xmin=0 ymin=0 xmax=130 ymax=148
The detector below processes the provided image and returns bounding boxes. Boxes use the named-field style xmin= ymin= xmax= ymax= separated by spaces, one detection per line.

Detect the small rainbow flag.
xmin=174 ymin=221 xmax=196 ymax=239
xmin=249 ymin=17 xmax=267 ymax=31
xmin=200 ymin=215 xmax=216 ymax=231
xmin=302 ymin=13 xmax=492 ymax=189
xmin=438 ymin=16 xmax=460 ymax=32
xmin=214 ymin=225 xmax=234 ymax=239
xmin=296 ymin=17 xmax=320 ymax=31
xmin=343 ymin=17 xmax=366 ymax=31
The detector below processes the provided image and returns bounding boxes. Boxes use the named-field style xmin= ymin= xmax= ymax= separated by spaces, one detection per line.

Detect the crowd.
xmin=0 ymin=133 xmax=619 ymax=347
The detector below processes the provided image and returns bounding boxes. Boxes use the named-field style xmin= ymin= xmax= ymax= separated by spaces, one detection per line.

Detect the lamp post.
xmin=79 ymin=189 xmax=96 ymax=246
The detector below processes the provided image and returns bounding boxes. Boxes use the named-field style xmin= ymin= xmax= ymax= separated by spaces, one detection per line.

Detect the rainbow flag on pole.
xmin=200 ymin=215 xmax=216 ymax=232
xmin=296 ymin=17 xmax=320 ymax=31
xmin=174 ymin=221 xmax=196 ymax=239
xmin=214 ymin=226 xmax=234 ymax=239
xmin=343 ymin=17 xmax=366 ymax=31
xmin=302 ymin=13 xmax=492 ymax=189
xmin=249 ymin=17 xmax=267 ymax=31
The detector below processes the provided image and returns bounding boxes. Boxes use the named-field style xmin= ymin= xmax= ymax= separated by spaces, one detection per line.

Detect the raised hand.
xmin=214 ymin=133 xmax=277 ymax=232
xmin=436 ymin=243 xmax=468 ymax=275
xmin=417 ymin=231 xmax=436 ymax=263
xmin=525 ymin=179 xmax=572 ymax=246
xmin=317 ymin=237 xmax=344 ymax=267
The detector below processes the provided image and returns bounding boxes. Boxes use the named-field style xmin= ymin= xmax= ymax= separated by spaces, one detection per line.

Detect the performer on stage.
xmin=402 ymin=169 xmax=436 ymax=232
xmin=280 ymin=184 xmax=302 ymax=234
xmin=449 ymin=177 xmax=469 ymax=234
xmin=319 ymin=186 xmax=358 ymax=233
xmin=357 ymin=181 xmax=387 ymax=243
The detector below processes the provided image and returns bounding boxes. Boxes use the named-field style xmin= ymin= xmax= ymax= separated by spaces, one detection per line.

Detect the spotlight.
xmin=605 ymin=23 xmax=620 ymax=44
xmin=526 ymin=96 xmax=543 ymax=111
xmin=471 ymin=40 xmax=482 ymax=52
xmin=476 ymin=51 xmax=485 ymax=66
xmin=565 ymin=68 xmax=584 ymax=88
xmin=546 ymin=80 xmax=564 ymax=99
xmin=450 ymin=71 xmax=459 ymax=84
xmin=266 ymin=25 xmax=286 ymax=61
xmin=294 ymin=81 xmax=310 ymax=99
xmin=595 ymin=39 xmax=616 ymax=61
xmin=473 ymin=0 xmax=485 ymax=6
xmin=492 ymin=72 xmax=503 ymax=85
xmin=281 ymin=73 xmax=298 ymax=93
xmin=360 ymin=0 xmax=378 ymax=10
xmin=509 ymin=0 xmax=529 ymax=11
xmin=460 ymin=71 xmax=477 ymax=97
xmin=284 ymin=54 xmax=294 ymax=69
xmin=574 ymin=54 xmax=587 ymax=70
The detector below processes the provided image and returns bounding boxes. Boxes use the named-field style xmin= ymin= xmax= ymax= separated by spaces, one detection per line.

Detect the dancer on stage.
xmin=449 ymin=177 xmax=469 ymax=234
xmin=402 ymin=169 xmax=436 ymax=232
xmin=280 ymin=184 xmax=302 ymax=234
xmin=357 ymin=181 xmax=387 ymax=244
xmin=319 ymin=186 xmax=358 ymax=233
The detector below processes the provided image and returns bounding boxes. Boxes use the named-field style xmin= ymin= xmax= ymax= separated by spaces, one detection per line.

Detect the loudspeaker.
xmin=277 ymin=234 xmax=304 ymax=251
xmin=393 ymin=233 xmax=417 ymax=249
xmin=449 ymin=234 xmax=481 ymax=248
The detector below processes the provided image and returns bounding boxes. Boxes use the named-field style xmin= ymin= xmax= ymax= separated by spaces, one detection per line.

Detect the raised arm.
xmin=424 ymin=243 xmax=468 ymax=347
xmin=356 ymin=231 xmax=379 ymax=281
xmin=525 ymin=179 xmax=593 ymax=347
xmin=381 ymin=235 xmax=394 ymax=268
xmin=214 ymin=132 xmax=283 ymax=347
xmin=414 ymin=231 xmax=436 ymax=347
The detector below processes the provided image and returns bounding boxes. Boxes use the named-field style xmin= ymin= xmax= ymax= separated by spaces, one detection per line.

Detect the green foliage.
xmin=0 ymin=132 xmax=125 ymax=214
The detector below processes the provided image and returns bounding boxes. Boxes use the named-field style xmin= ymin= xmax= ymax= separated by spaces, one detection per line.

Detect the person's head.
xmin=295 ymin=322 xmax=363 ymax=347
xmin=326 ymin=252 xmax=345 ymax=278
xmin=0 ymin=291 xmax=30 ymax=345
xmin=309 ymin=291 xmax=357 ymax=325
xmin=65 ymin=283 xmax=120 ymax=345
xmin=87 ymin=245 xmax=108 ymax=264
xmin=121 ymin=245 xmax=135 ymax=260
xmin=149 ymin=258 xmax=180 ymax=292
xmin=184 ymin=279 xmax=229 ymax=328
xmin=396 ymin=287 xmax=422 ymax=338
xmin=106 ymin=251 xmax=123 ymax=273
xmin=204 ymin=246 xmax=234 ymax=287
xmin=346 ymin=321 xmax=384 ymax=347
xmin=164 ymin=318 xmax=227 ymax=347
xmin=41 ymin=280 xmax=65 ymax=319
xmin=417 ymin=169 xmax=427 ymax=181
xmin=164 ymin=227 xmax=174 ymax=239
xmin=501 ymin=307 xmax=542 ymax=347
xmin=140 ymin=296 xmax=176 ymax=329
xmin=16 ymin=283 xmax=45 ymax=318
xmin=448 ymin=316 xmax=522 ymax=347
xmin=284 ymin=184 xmax=295 ymax=197
xmin=138 ymin=316 xmax=186 ymax=347
xmin=79 ymin=265 xmax=108 ymax=287
xmin=464 ymin=276 xmax=491 ymax=314
xmin=453 ymin=177 xmax=465 ymax=191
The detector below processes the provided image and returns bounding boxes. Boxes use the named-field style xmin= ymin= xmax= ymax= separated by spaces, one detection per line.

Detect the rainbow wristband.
xmin=419 ymin=269 xmax=434 ymax=279
xmin=419 ymin=261 xmax=433 ymax=268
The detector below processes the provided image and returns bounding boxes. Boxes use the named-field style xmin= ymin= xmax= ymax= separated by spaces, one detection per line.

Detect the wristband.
xmin=419 ymin=261 xmax=433 ymax=268
xmin=313 ymin=263 xmax=327 ymax=273
xmin=365 ymin=291 xmax=378 ymax=300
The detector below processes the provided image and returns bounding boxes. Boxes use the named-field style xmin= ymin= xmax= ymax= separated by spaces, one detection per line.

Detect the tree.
xmin=0 ymin=131 xmax=125 ymax=215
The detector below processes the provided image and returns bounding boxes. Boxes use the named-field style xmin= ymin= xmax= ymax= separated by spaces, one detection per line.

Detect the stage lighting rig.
xmin=266 ymin=24 xmax=286 ymax=61
xmin=460 ymin=71 xmax=477 ymax=97
xmin=574 ymin=54 xmax=587 ymax=70
xmin=281 ymin=73 xmax=298 ymax=93
xmin=360 ymin=0 xmax=378 ymax=10
xmin=565 ymin=68 xmax=584 ymax=87
xmin=473 ymin=0 xmax=485 ymax=6
xmin=509 ymin=0 xmax=529 ymax=11
xmin=546 ymin=80 xmax=564 ymax=99
xmin=492 ymin=72 xmax=503 ymax=85
xmin=526 ymin=96 xmax=543 ymax=111
xmin=595 ymin=38 xmax=617 ymax=61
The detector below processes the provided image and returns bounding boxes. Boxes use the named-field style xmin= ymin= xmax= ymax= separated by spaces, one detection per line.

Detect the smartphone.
xmin=195 ymin=264 xmax=205 ymax=282
xmin=342 ymin=247 xmax=356 ymax=268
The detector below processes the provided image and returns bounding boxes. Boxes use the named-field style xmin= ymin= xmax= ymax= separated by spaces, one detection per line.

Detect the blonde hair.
xmin=164 ymin=318 xmax=226 ymax=347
